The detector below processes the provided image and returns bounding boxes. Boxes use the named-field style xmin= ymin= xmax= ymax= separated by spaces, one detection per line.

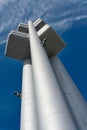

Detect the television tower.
xmin=5 ymin=18 xmax=87 ymax=130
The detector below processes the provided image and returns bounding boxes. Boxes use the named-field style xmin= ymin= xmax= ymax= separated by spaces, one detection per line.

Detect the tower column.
xmin=50 ymin=55 xmax=87 ymax=130
xmin=28 ymin=21 xmax=77 ymax=130
xmin=20 ymin=59 xmax=38 ymax=130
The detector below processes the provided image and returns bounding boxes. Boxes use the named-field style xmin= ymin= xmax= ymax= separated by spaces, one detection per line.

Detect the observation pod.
xmin=5 ymin=19 xmax=65 ymax=60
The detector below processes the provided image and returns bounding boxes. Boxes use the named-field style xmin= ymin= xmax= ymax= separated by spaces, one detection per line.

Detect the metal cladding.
xmin=18 ymin=18 xmax=46 ymax=33
xmin=5 ymin=18 xmax=65 ymax=60
xmin=5 ymin=31 xmax=30 ymax=60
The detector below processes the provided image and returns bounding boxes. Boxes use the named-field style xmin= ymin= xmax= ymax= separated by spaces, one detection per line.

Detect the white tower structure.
xmin=5 ymin=18 xmax=87 ymax=130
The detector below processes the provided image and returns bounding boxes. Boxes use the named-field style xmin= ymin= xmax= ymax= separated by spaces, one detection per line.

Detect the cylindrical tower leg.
xmin=20 ymin=60 xmax=38 ymax=130
xmin=28 ymin=21 xmax=77 ymax=130
xmin=50 ymin=55 xmax=87 ymax=130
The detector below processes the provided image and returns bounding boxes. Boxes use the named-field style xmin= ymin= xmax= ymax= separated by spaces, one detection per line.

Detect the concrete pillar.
xmin=28 ymin=21 xmax=77 ymax=130
xmin=20 ymin=59 xmax=38 ymax=130
xmin=50 ymin=55 xmax=87 ymax=130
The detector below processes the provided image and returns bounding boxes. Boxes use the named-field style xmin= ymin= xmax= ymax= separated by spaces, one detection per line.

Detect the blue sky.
xmin=0 ymin=0 xmax=87 ymax=129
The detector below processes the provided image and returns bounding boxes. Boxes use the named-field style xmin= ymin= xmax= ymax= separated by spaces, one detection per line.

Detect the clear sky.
xmin=0 ymin=0 xmax=87 ymax=129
